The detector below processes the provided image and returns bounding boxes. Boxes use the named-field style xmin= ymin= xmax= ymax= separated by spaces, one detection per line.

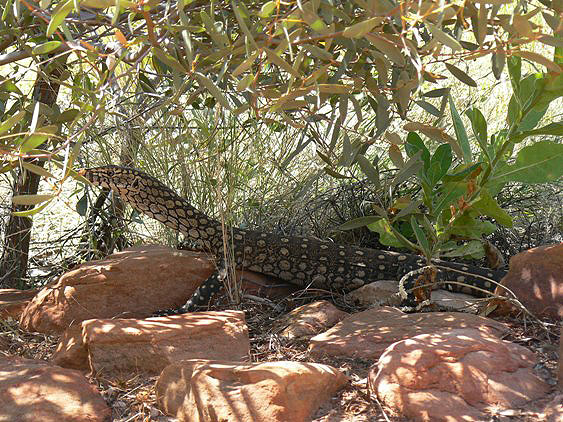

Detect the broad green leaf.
xmin=465 ymin=107 xmax=488 ymax=157
xmin=434 ymin=181 xmax=466 ymax=217
xmin=324 ymin=166 xmax=350 ymax=179
xmin=259 ymin=1 xmax=276 ymax=18
xmin=471 ymin=188 xmax=513 ymax=227
xmin=76 ymin=193 xmax=88 ymax=216
xmin=32 ymin=41 xmax=62 ymax=55
xmin=427 ymin=144 xmax=452 ymax=187
xmin=356 ymin=154 xmax=380 ymax=190
xmin=20 ymin=125 xmax=58 ymax=153
xmin=405 ymin=132 xmax=430 ymax=168
xmin=449 ymin=96 xmax=471 ymax=163
xmin=0 ymin=110 xmax=25 ymax=135
xmin=47 ymin=0 xmax=73 ymax=37
xmin=338 ymin=215 xmax=381 ymax=230
xmin=442 ymin=162 xmax=482 ymax=182
xmin=367 ymin=219 xmax=404 ymax=248
xmin=441 ymin=240 xmax=485 ymax=259
xmin=446 ymin=212 xmax=497 ymax=239
xmin=11 ymin=194 xmax=55 ymax=206
xmin=51 ymin=108 xmax=80 ymax=124
xmin=493 ymin=141 xmax=563 ymax=184
xmin=0 ymin=79 xmax=23 ymax=95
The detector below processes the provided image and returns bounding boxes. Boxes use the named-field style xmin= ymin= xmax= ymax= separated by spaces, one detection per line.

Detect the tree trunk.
xmin=0 ymin=60 xmax=65 ymax=288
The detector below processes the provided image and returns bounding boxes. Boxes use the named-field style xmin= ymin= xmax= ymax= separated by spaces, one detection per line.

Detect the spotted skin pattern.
xmin=80 ymin=166 xmax=506 ymax=313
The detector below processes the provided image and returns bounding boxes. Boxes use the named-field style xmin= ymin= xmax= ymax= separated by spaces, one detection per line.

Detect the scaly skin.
xmin=80 ymin=166 xmax=505 ymax=313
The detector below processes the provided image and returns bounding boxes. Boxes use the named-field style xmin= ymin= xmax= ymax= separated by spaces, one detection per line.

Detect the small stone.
xmin=274 ymin=300 xmax=348 ymax=339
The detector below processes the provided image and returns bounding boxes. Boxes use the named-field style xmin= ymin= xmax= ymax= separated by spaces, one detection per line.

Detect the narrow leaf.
xmin=445 ymin=63 xmax=477 ymax=87
xmin=194 ymin=72 xmax=232 ymax=110
xmin=338 ymin=215 xmax=381 ymax=230
xmin=356 ymin=154 xmax=380 ymax=189
xmin=12 ymin=194 xmax=55 ymax=206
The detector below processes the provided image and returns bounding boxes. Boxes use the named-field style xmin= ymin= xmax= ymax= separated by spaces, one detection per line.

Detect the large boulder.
xmin=0 ymin=289 xmax=38 ymax=320
xmin=52 ymin=311 xmax=250 ymax=376
xmin=20 ymin=245 xmax=215 ymax=334
xmin=368 ymin=328 xmax=550 ymax=422
xmin=308 ymin=306 xmax=509 ymax=360
xmin=0 ymin=356 xmax=111 ymax=422
xmin=495 ymin=243 xmax=563 ymax=319
xmin=156 ymin=359 xmax=348 ymax=422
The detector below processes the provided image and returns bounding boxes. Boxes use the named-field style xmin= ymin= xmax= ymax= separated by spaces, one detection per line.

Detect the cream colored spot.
xmin=378 ymin=255 xmax=385 ymax=260
xmin=398 ymin=255 xmax=407 ymax=261
xmin=279 ymin=260 xmax=291 ymax=271
xmin=280 ymin=248 xmax=289 ymax=256
xmin=457 ymin=276 xmax=465 ymax=282
xmin=378 ymin=265 xmax=386 ymax=270
xmin=355 ymin=250 xmax=364 ymax=256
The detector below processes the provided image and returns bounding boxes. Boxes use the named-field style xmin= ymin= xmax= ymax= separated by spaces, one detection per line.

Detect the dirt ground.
xmin=1 ymin=295 xmax=560 ymax=422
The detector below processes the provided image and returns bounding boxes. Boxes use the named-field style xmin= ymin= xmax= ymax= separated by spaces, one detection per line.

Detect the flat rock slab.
xmin=495 ymin=243 xmax=563 ymax=319
xmin=0 ymin=289 xmax=38 ymax=320
xmin=20 ymin=245 xmax=215 ymax=334
xmin=274 ymin=300 xmax=348 ymax=340
xmin=156 ymin=359 xmax=349 ymax=422
xmin=52 ymin=311 xmax=249 ymax=376
xmin=308 ymin=306 xmax=509 ymax=360
xmin=0 ymin=356 xmax=111 ymax=422
xmin=368 ymin=328 xmax=550 ymax=422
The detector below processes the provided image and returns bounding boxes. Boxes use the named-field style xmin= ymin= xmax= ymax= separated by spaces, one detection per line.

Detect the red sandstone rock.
xmin=274 ymin=300 xmax=348 ymax=339
xmin=52 ymin=311 xmax=249 ymax=376
xmin=308 ymin=306 xmax=508 ymax=360
xmin=156 ymin=359 xmax=348 ymax=422
xmin=494 ymin=243 xmax=563 ymax=319
xmin=344 ymin=280 xmax=401 ymax=306
xmin=0 ymin=289 xmax=38 ymax=320
xmin=0 ymin=356 xmax=111 ymax=422
xmin=368 ymin=328 xmax=550 ymax=422
xmin=20 ymin=245 xmax=215 ymax=334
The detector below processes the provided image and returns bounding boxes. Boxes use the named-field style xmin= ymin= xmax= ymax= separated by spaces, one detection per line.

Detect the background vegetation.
xmin=0 ymin=0 xmax=561 ymax=290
